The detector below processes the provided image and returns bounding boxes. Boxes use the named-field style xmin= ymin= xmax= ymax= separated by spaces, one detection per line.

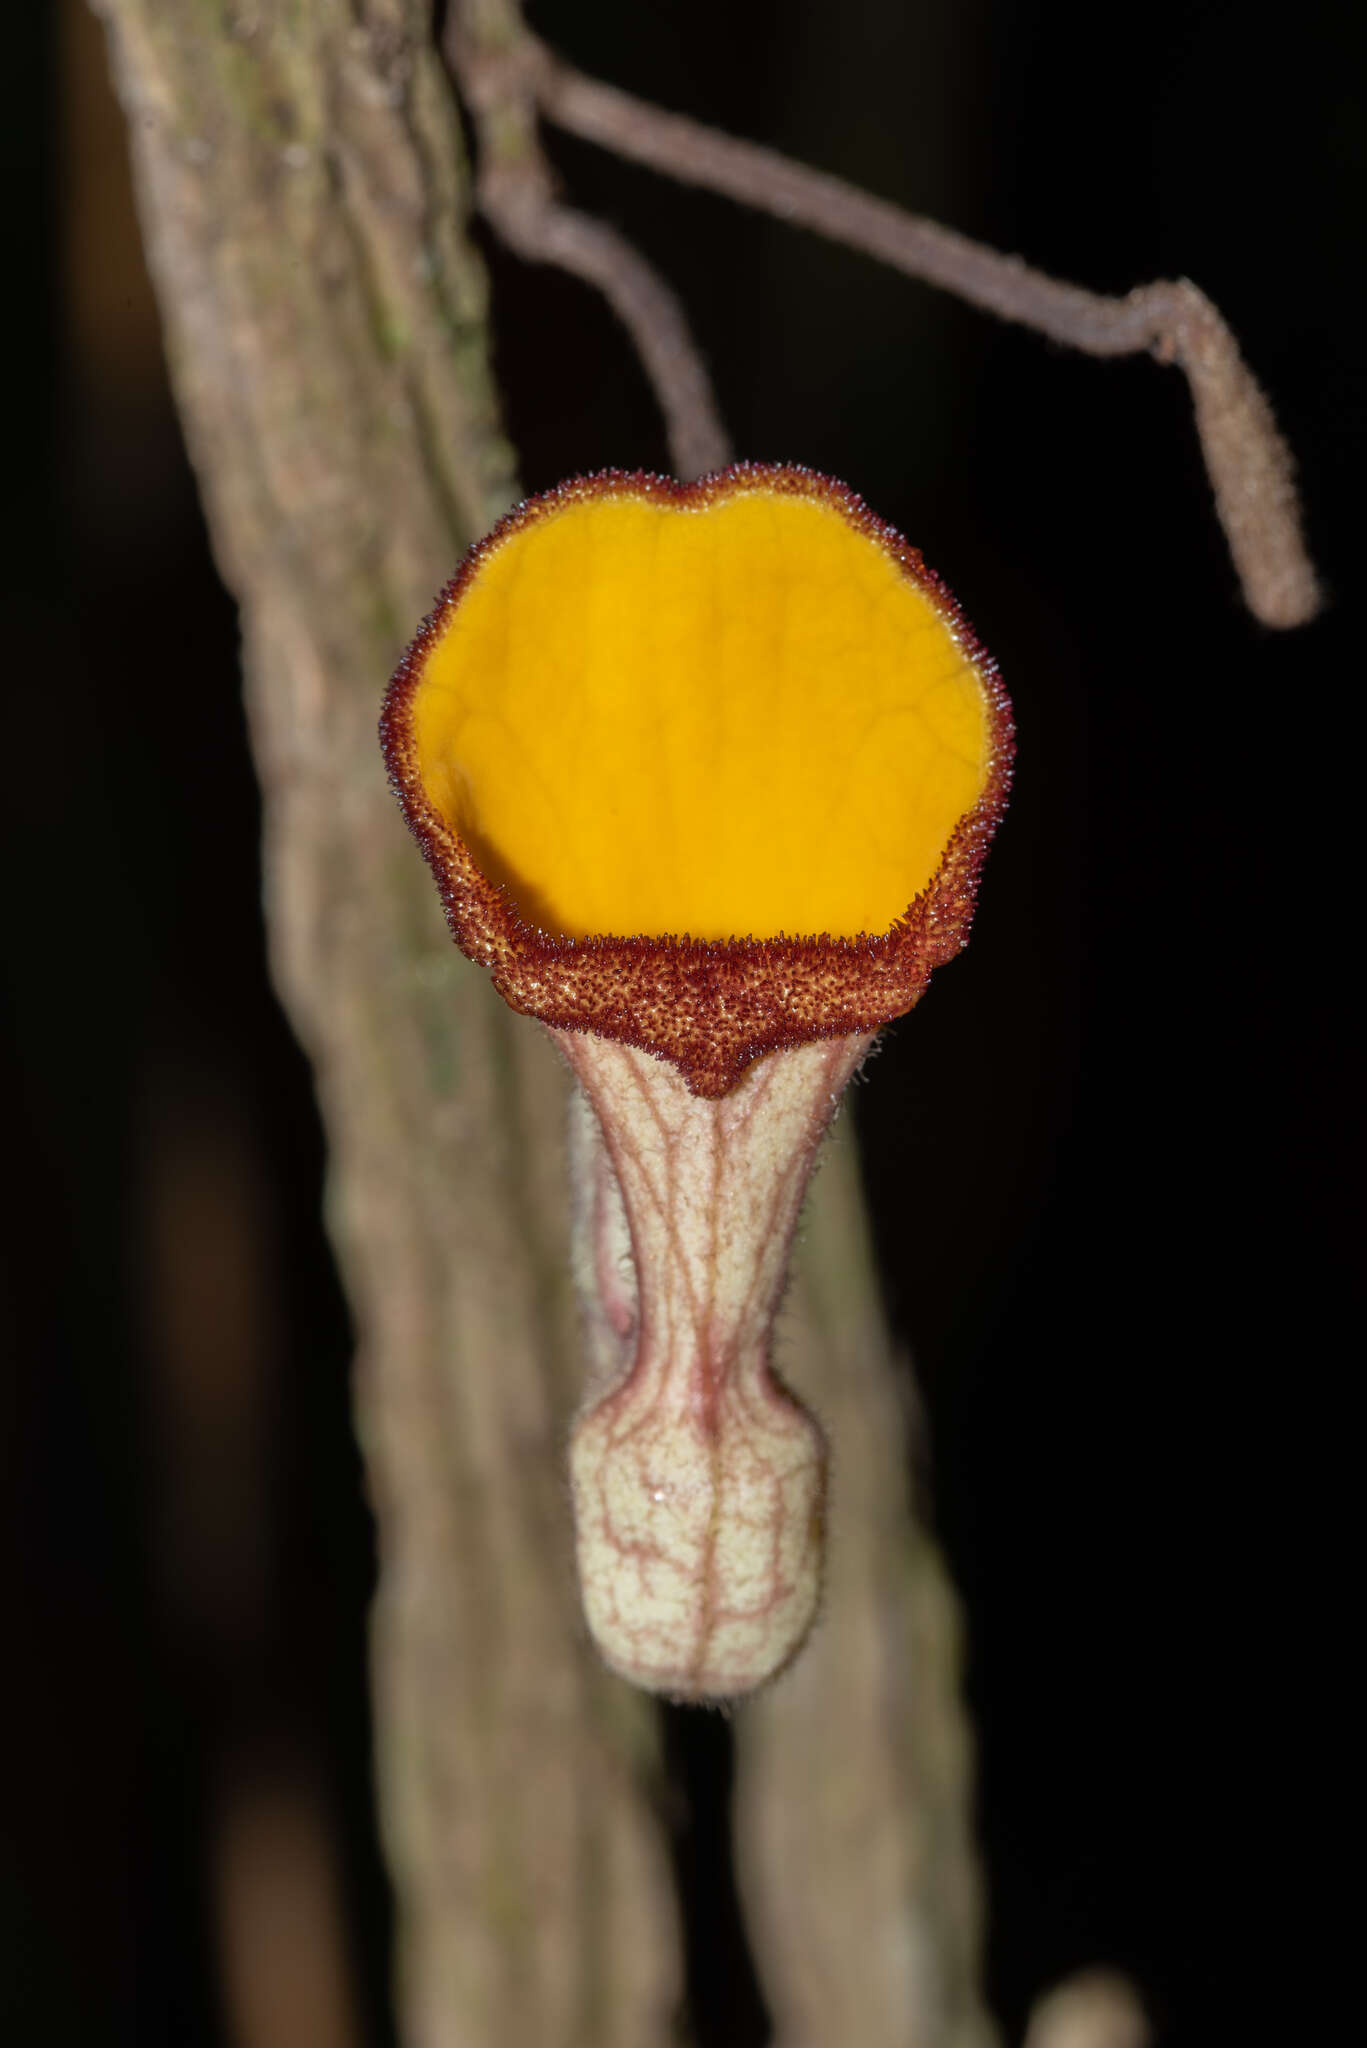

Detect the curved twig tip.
xmin=533 ymin=31 xmax=1322 ymax=628
xmin=444 ymin=1 xmax=1322 ymax=627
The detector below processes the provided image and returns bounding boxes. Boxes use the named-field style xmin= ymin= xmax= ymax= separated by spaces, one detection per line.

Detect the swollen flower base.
xmin=564 ymin=1029 xmax=871 ymax=1696
xmin=382 ymin=464 xmax=1013 ymax=1698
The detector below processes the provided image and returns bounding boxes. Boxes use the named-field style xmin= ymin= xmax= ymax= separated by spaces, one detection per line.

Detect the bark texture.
xmin=91 ymin=6 xmax=677 ymax=2042
xmin=92 ymin=3 xmax=996 ymax=2043
xmin=739 ymin=1128 xmax=994 ymax=2048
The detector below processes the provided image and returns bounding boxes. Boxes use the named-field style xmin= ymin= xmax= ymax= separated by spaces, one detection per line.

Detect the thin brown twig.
xmin=446 ymin=6 xmax=731 ymax=482
xmin=511 ymin=28 xmax=1318 ymax=629
xmin=486 ymin=185 xmax=732 ymax=485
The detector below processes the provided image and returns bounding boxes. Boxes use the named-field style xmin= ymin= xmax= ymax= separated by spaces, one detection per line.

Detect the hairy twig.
xmin=451 ymin=5 xmax=1320 ymax=627
xmin=446 ymin=7 xmax=730 ymax=480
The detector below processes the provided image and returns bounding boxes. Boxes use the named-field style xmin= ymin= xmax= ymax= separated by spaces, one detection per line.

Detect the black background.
xmin=3 ymin=3 xmax=1359 ymax=2043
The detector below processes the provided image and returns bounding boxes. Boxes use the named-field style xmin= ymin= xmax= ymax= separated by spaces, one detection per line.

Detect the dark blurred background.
xmin=3 ymin=2 xmax=1359 ymax=2043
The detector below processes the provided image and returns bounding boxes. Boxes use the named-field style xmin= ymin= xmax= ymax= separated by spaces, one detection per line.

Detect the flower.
xmin=381 ymin=463 xmax=1012 ymax=1098
xmin=382 ymin=463 xmax=1012 ymax=1697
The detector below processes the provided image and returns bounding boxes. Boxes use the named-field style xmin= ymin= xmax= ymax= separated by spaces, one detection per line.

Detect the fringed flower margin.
xmin=380 ymin=462 xmax=1015 ymax=1099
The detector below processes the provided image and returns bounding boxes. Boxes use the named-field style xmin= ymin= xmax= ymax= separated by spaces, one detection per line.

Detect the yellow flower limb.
xmin=412 ymin=484 xmax=992 ymax=941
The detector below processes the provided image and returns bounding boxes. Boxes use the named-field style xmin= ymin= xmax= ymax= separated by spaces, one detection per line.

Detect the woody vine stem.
xmin=447 ymin=0 xmax=1321 ymax=629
